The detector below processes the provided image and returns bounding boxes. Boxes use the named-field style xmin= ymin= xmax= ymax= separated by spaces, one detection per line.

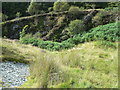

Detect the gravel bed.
xmin=0 ymin=61 xmax=30 ymax=88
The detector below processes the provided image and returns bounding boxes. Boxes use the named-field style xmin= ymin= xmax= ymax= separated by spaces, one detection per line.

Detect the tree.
xmin=2 ymin=2 xmax=29 ymax=19
xmin=27 ymin=2 xmax=53 ymax=25
xmin=53 ymin=1 xmax=70 ymax=12
xmin=67 ymin=20 xmax=85 ymax=36
xmin=27 ymin=2 xmax=41 ymax=15
xmin=27 ymin=2 xmax=53 ymax=15
xmin=68 ymin=6 xmax=80 ymax=16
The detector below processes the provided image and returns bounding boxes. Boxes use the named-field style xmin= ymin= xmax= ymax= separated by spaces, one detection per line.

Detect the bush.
xmin=21 ymin=36 xmax=75 ymax=51
xmin=65 ymin=22 xmax=119 ymax=44
xmin=83 ymin=22 xmax=119 ymax=42
xmin=67 ymin=20 xmax=86 ymax=36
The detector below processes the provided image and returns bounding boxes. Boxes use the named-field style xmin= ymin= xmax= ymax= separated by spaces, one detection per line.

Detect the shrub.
xmin=67 ymin=20 xmax=86 ymax=36
xmin=83 ymin=22 xmax=119 ymax=42
xmin=20 ymin=35 xmax=75 ymax=51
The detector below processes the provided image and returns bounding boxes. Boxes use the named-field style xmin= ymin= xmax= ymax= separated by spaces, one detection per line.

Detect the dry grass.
xmin=1 ymin=39 xmax=118 ymax=88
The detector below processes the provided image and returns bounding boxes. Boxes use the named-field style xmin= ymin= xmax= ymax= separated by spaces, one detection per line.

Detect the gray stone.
xmin=0 ymin=61 xmax=30 ymax=88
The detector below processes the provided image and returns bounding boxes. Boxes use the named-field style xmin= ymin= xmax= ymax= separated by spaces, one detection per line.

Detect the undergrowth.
xmin=20 ymin=22 xmax=119 ymax=51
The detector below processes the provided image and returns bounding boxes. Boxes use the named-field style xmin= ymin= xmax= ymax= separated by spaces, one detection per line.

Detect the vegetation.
xmin=2 ymin=2 xmax=29 ymax=19
xmin=1 ymin=39 xmax=118 ymax=88
xmin=83 ymin=22 xmax=119 ymax=42
xmin=20 ymin=22 xmax=119 ymax=51
xmin=67 ymin=19 xmax=85 ymax=36
xmin=68 ymin=6 xmax=80 ymax=16
xmin=0 ymin=13 xmax=8 ymax=21
xmin=53 ymin=1 xmax=70 ymax=12
xmin=27 ymin=2 xmax=53 ymax=15
xmin=1 ymin=2 xmax=119 ymax=88
xmin=92 ymin=7 xmax=119 ymax=27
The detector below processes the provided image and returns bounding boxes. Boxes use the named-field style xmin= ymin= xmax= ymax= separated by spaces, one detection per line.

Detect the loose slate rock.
xmin=0 ymin=61 xmax=30 ymax=87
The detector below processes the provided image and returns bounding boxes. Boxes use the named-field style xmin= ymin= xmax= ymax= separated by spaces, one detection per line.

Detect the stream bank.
xmin=0 ymin=61 xmax=30 ymax=88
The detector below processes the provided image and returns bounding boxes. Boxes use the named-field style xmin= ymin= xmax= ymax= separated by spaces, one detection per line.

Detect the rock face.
xmin=0 ymin=61 xmax=30 ymax=88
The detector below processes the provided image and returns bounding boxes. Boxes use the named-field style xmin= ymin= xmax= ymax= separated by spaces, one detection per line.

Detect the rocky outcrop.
xmin=83 ymin=10 xmax=98 ymax=25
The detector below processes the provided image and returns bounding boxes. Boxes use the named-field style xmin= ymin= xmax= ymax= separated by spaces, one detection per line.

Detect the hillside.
xmin=1 ymin=2 xmax=119 ymax=88
xmin=20 ymin=22 xmax=119 ymax=51
xmin=1 ymin=39 xmax=118 ymax=88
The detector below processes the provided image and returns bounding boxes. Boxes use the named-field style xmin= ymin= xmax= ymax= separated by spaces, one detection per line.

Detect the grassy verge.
xmin=2 ymin=39 xmax=117 ymax=88
xmin=1 ymin=39 xmax=48 ymax=63
xmin=22 ymin=41 xmax=118 ymax=88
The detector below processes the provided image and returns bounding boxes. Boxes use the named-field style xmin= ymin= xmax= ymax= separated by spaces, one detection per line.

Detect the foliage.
xmin=84 ymin=3 xmax=96 ymax=9
xmin=92 ymin=8 xmax=118 ymax=27
xmin=2 ymin=2 xmax=29 ymax=19
xmin=27 ymin=2 xmax=40 ymax=15
xmin=83 ymin=22 xmax=119 ymax=42
xmin=107 ymin=2 xmax=119 ymax=7
xmin=2 ymin=2 xmax=118 ymax=20
xmin=48 ymin=7 xmax=53 ymax=12
xmin=0 ymin=13 xmax=8 ymax=21
xmin=20 ymin=25 xmax=29 ymax=40
xmin=16 ymin=12 xmax=22 ymax=17
xmin=21 ymin=22 xmax=119 ymax=51
xmin=68 ymin=6 xmax=80 ymax=17
xmin=1 ymin=2 xmax=119 ymax=88
xmin=57 ymin=16 xmax=65 ymax=25
xmin=67 ymin=20 xmax=86 ymax=36
xmin=21 ymin=36 xmax=74 ymax=51
xmin=68 ymin=2 xmax=109 ymax=9
xmin=27 ymin=2 xmax=53 ymax=15
xmin=53 ymin=1 xmax=70 ymax=12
